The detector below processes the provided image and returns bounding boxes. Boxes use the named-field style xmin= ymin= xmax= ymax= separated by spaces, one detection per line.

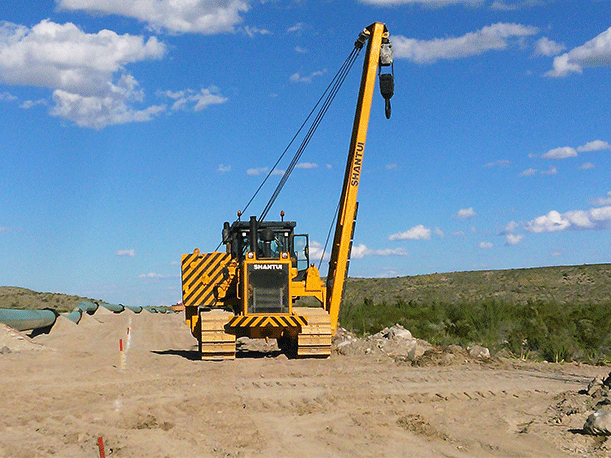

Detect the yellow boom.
xmin=326 ymin=22 xmax=392 ymax=333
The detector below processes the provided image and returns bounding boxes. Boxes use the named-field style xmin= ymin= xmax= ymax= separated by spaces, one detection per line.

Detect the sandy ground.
xmin=0 ymin=309 xmax=610 ymax=458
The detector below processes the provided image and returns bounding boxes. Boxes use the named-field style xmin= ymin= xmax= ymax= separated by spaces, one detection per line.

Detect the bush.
xmin=338 ymin=297 xmax=611 ymax=363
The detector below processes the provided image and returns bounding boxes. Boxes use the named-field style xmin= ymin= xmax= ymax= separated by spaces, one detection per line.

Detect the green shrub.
xmin=338 ymin=297 xmax=611 ymax=363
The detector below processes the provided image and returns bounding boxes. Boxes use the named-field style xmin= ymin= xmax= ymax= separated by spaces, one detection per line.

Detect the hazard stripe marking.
xmin=181 ymin=252 xmax=231 ymax=307
xmin=226 ymin=315 xmax=308 ymax=328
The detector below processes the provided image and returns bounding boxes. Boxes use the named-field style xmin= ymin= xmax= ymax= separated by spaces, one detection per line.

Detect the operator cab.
xmin=222 ymin=216 xmax=310 ymax=273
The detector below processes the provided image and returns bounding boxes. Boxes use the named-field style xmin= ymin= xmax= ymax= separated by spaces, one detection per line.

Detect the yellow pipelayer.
xmin=181 ymin=22 xmax=394 ymax=360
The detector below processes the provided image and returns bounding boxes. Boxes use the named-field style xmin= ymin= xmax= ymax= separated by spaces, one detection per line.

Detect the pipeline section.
xmin=0 ymin=300 xmax=171 ymax=331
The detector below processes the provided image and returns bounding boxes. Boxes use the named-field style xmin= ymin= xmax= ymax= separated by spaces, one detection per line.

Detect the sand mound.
xmin=0 ymin=323 xmax=47 ymax=353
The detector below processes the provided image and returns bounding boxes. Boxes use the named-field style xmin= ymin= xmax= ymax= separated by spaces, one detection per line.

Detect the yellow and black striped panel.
xmin=227 ymin=315 xmax=308 ymax=329
xmin=181 ymin=251 xmax=231 ymax=307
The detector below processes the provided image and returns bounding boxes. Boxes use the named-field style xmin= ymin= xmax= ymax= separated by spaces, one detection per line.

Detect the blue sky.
xmin=1 ymin=0 xmax=610 ymax=306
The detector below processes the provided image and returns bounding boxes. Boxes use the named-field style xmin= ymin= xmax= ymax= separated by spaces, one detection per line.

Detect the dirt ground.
xmin=1 ymin=309 xmax=610 ymax=458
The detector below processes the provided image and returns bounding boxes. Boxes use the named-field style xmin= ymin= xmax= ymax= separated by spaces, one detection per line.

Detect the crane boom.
xmin=326 ymin=22 xmax=393 ymax=333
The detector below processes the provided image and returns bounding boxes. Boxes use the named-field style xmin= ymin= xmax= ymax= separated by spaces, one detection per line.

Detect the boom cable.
xmin=238 ymin=44 xmax=363 ymax=222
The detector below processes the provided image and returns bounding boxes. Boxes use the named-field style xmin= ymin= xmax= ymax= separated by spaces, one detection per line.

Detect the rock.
xmin=386 ymin=325 xmax=412 ymax=340
xmin=468 ymin=345 xmax=490 ymax=360
xmin=587 ymin=375 xmax=605 ymax=396
xmin=583 ymin=408 xmax=611 ymax=436
xmin=0 ymin=346 xmax=11 ymax=355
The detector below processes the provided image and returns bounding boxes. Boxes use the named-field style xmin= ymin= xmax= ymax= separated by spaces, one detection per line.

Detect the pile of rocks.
xmin=333 ymin=324 xmax=492 ymax=365
xmin=583 ymin=372 xmax=611 ymax=436
xmin=333 ymin=324 xmax=431 ymax=359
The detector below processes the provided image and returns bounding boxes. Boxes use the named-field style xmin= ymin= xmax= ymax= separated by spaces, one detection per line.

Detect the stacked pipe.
xmin=0 ymin=300 xmax=170 ymax=332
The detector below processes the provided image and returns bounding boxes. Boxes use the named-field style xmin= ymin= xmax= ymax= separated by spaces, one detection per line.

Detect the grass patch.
xmin=339 ymin=297 xmax=611 ymax=363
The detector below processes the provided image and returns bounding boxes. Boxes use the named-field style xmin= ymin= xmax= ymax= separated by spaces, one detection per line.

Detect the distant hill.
xmin=2 ymin=263 xmax=610 ymax=314
xmin=343 ymin=263 xmax=611 ymax=306
xmin=0 ymin=286 xmax=97 ymax=313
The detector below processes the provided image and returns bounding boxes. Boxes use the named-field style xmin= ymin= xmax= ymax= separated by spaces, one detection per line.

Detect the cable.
xmin=258 ymin=46 xmax=362 ymax=222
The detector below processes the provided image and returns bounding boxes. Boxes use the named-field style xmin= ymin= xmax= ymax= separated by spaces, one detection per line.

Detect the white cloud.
xmin=247 ymin=167 xmax=268 ymax=176
xmin=58 ymin=0 xmax=249 ymax=35
xmin=287 ymin=23 xmax=307 ymax=35
xmin=218 ymin=164 xmax=231 ymax=173
xmin=389 ymin=224 xmax=431 ymax=241
xmin=350 ymin=243 xmax=409 ymax=259
xmin=434 ymin=227 xmax=444 ymax=238
xmin=0 ymin=91 xmax=17 ymax=101
xmin=392 ymin=23 xmax=538 ymax=64
xmin=546 ymin=27 xmax=611 ymax=77
xmin=360 ymin=0 xmax=483 ymax=5
xmin=308 ymin=240 xmax=328 ymax=263
xmin=540 ymin=166 xmax=557 ymax=175
xmin=518 ymin=168 xmax=537 ymax=177
xmin=500 ymin=220 xmax=518 ymax=234
xmin=479 ymin=241 xmax=493 ymax=249
xmin=524 ymin=206 xmax=611 ymax=233
xmin=579 ymin=162 xmax=594 ymax=170
xmin=534 ymin=37 xmax=566 ymax=57
xmin=295 ymin=162 xmax=318 ymax=169
xmin=116 ymin=249 xmax=136 ymax=257
xmin=455 ymin=207 xmax=476 ymax=220
xmin=484 ymin=159 xmax=510 ymax=168
xmin=0 ymin=20 xmax=167 ymax=128
xmin=138 ymin=272 xmax=175 ymax=278
xmin=242 ymin=26 xmax=271 ymax=38
xmin=542 ymin=146 xmax=577 ymax=159
xmin=505 ymin=233 xmax=523 ymax=245
xmin=290 ymin=70 xmax=326 ymax=84
xmin=20 ymin=99 xmax=47 ymax=109
xmin=159 ymin=87 xmax=227 ymax=111
xmin=577 ymin=140 xmax=611 ymax=152
xmin=589 ymin=191 xmax=611 ymax=207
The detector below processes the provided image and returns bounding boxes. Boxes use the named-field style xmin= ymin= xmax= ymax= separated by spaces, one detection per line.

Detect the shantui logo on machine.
xmin=252 ymin=264 xmax=284 ymax=270
xmin=350 ymin=142 xmax=365 ymax=186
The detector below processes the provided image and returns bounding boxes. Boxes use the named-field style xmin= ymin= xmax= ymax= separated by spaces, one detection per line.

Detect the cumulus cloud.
xmin=218 ymin=164 xmax=231 ymax=173
xmin=540 ymin=166 xmax=557 ymax=176
xmin=541 ymin=140 xmax=609 ymax=160
xmin=589 ymin=191 xmax=611 ymax=207
xmin=455 ymin=207 xmax=476 ymax=220
xmin=500 ymin=220 xmax=518 ymax=234
xmin=159 ymin=87 xmax=227 ymax=111
xmin=524 ymin=206 xmax=611 ymax=233
xmin=392 ymin=23 xmax=538 ymax=64
xmin=57 ymin=0 xmax=249 ymax=35
xmin=534 ymin=37 xmax=566 ymax=56
xmin=290 ymin=70 xmax=326 ymax=84
xmin=116 ymin=249 xmax=136 ymax=257
xmin=505 ymin=233 xmax=523 ymax=245
xmin=579 ymin=162 xmax=595 ymax=170
xmin=350 ymin=243 xmax=409 ymax=259
xmin=138 ymin=272 xmax=175 ymax=278
xmin=295 ymin=162 xmax=318 ymax=169
xmin=479 ymin=241 xmax=493 ymax=249
xmin=246 ymin=167 xmax=268 ymax=176
xmin=546 ymin=27 xmax=611 ymax=77
xmin=0 ymin=20 xmax=167 ymax=128
xmin=518 ymin=168 xmax=537 ymax=177
xmin=359 ymin=0 xmax=483 ymax=5
xmin=0 ymin=91 xmax=17 ymax=101
xmin=389 ymin=225 xmax=431 ymax=241
xmin=542 ymin=146 xmax=577 ymax=159
xmin=484 ymin=159 xmax=510 ymax=168
xmin=577 ymin=140 xmax=611 ymax=152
